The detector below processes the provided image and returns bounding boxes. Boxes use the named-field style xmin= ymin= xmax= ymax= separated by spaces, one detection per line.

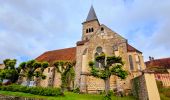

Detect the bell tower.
xmin=82 ymin=6 xmax=100 ymax=40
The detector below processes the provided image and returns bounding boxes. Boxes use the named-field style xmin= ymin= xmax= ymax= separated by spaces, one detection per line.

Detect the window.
xmin=94 ymin=52 xmax=99 ymax=67
xmin=129 ymin=55 xmax=134 ymax=71
xmin=89 ymin=28 xmax=91 ymax=32
xmin=101 ymin=27 xmax=104 ymax=31
xmin=86 ymin=29 xmax=88 ymax=33
xmin=96 ymin=46 xmax=102 ymax=53
xmin=91 ymin=28 xmax=94 ymax=32
xmin=48 ymin=68 xmax=50 ymax=73
xmin=94 ymin=46 xmax=104 ymax=68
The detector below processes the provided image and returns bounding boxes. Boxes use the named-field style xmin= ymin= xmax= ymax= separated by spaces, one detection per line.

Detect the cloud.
xmin=0 ymin=0 xmax=170 ymax=64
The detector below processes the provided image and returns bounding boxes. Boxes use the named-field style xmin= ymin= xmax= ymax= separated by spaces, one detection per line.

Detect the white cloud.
xmin=0 ymin=0 xmax=170 ymax=64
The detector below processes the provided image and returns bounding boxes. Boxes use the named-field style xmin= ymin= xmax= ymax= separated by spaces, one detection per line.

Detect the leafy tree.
xmin=54 ymin=61 xmax=75 ymax=95
xmin=18 ymin=60 xmax=49 ymax=86
xmin=89 ymin=53 xmax=128 ymax=97
xmin=0 ymin=59 xmax=20 ymax=83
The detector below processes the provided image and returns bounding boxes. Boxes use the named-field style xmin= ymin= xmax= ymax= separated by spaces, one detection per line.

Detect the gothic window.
xmin=101 ymin=27 xmax=104 ymax=31
xmin=94 ymin=52 xmax=99 ymax=67
xmin=86 ymin=29 xmax=88 ymax=33
xmin=94 ymin=46 xmax=104 ymax=68
xmin=129 ymin=55 xmax=134 ymax=71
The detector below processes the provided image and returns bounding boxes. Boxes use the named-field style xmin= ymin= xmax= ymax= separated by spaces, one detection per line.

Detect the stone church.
xmin=36 ymin=6 xmax=146 ymax=93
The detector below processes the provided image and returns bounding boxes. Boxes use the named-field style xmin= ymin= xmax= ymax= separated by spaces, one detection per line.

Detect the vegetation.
xmin=0 ymin=84 xmax=61 ymax=96
xmin=54 ymin=61 xmax=75 ymax=94
xmin=19 ymin=60 xmax=49 ymax=86
xmin=0 ymin=59 xmax=21 ymax=83
xmin=0 ymin=90 xmax=136 ymax=100
xmin=156 ymin=81 xmax=170 ymax=100
xmin=89 ymin=53 xmax=128 ymax=98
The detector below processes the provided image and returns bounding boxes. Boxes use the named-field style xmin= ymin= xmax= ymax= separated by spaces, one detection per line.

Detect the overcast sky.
xmin=0 ymin=0 xmax=170 ymax=64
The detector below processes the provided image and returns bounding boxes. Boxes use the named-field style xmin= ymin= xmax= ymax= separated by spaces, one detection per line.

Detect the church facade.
xmin=36 ymin=6 xmax=146 ymax=93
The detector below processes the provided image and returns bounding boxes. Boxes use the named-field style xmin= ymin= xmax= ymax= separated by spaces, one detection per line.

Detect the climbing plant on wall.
xmin=54 ymin=61 xmax=75 ymax=95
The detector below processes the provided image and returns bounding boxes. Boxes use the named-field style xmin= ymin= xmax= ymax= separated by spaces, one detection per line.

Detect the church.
xmin=36 ymin=6 xmax=146 ymax=93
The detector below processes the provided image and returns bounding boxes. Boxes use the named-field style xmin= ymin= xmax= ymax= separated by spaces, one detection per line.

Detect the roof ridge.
xmin=45 ymin=47 xmax=76 ymax=53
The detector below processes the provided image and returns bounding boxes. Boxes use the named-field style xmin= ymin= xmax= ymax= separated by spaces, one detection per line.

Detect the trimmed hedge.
xmin=0 ymin=84 xmax=62 ymax=96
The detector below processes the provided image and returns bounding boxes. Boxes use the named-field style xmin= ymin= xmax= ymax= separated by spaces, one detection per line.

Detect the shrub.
xmin=73 ymin=87 xmax=80 ymax=93
xmin=0 ymin=84 xmax=62 ymax=96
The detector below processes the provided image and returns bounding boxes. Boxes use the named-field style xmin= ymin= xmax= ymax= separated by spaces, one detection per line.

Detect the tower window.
xmin=86 ymin=29 xmax=88 ymax=33
xmin=89 ymin=28 xmax=91 ymax=32
xmin=101 ymin=27 xmax=104 ymax=31
xmin=91 ymin=28 xmax=94 ymax=32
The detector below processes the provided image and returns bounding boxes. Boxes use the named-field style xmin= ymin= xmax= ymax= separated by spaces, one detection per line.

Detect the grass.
xmin=0 ymin=90 xmax=136 ymax=100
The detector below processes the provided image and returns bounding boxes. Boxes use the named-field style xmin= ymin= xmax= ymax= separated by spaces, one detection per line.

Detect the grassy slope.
xmin=0 ymin=91 xmax=135 ymax=100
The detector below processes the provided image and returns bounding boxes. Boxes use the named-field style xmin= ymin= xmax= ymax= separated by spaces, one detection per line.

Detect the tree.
xmin=18 ymin=60 xmax=49 ymax=86
xmin=54 ymin=61 xmax=75 ymax=95
xmin=0 ymin=59 xmax=21 ymax=83
xmin=89 ymin=53 xmax=128 ymax=96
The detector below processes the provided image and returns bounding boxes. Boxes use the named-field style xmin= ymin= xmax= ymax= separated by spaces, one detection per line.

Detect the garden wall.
xmin=132 ymin=73 xmax=160 ymax=100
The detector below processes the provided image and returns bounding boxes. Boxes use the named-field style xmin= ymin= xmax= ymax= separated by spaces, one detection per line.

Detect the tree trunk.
xmin=26 ymin=78 xmax=31 ymax=86
xmin=104 ymin=78 xmax=110 ymax=95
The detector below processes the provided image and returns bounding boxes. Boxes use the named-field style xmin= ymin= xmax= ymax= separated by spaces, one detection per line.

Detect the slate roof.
xmin=36 ymin=47 xmax=76 ymax=64
xmin=86 ymin=6 xmax=98 ymax=22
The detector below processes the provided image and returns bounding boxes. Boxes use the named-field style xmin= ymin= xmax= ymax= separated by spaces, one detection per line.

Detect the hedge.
xmin=0 ymin=84 xmax=62 ymax=96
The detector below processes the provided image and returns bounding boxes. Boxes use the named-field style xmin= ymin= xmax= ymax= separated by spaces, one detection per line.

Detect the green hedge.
xmin=0 ymin=84 xmax=62 ymax=96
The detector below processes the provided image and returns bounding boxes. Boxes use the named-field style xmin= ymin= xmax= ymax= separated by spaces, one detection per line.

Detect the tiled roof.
xmin=36 ymin=47 xmax=76 ymax=64
xmin=127 ymin=44 xmax=142 ymax=53
xmin=76 ymin=40 xmax=89 ymax=46
xmin=145 ymin=58 xmax=170 ymax=69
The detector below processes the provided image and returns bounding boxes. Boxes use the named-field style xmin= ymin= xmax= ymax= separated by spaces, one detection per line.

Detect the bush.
xmin=73 ymin=87 xmax=80 ymax=93
xmin=0 ymin=84 xmax=62 ymax=96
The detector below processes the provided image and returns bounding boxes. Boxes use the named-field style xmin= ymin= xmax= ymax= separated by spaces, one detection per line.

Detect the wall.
xmin=132 ymin=73 xmax=160 ymax=100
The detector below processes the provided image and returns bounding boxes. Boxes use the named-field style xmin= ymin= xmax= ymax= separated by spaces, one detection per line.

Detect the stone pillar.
xmin=144 ymin=73 xmax=160 ymax=100
xmin=80 ymin=54 xmax=87 ymax=92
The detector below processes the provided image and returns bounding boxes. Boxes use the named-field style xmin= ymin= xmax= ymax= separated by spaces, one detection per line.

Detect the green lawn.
xmin=0 ymin=91 xmax=136 ymax=100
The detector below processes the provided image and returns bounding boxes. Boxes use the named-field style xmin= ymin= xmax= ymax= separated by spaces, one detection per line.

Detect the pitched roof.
xmin=145 ymin=58 xmax=170 ymax=69
xmin=36 ymin=47 xmax=76 ymax=64
xmin=86 ymin=6 xmax=98 ymax=22
xmin=127 ymin=44 xmax=142 ymax=53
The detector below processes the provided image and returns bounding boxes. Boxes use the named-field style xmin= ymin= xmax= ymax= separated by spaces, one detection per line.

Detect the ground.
xmin=0 ymin=91 xmax=135 ymax=100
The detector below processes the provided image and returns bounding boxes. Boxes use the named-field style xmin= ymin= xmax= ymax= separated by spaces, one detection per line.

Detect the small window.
xmin=89 ymin=28 xmax=91 ymax=32
xmin=86 ymin=29 xmax=88 ymax=33
xmin=101 ymin=27 xmax=104 ymax=31
xmin=91 ymin=28 xmax=94 ymax=32
xmin=48 ymin=68 xmax=50 ymax=73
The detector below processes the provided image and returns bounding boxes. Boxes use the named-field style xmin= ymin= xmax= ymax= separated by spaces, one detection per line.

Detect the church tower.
xmin=82 ymin=6 xmax=100 ymax=40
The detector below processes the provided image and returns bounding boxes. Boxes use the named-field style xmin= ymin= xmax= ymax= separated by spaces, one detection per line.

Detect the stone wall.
xmin=132 ymin=73 xmax=160 ymax=100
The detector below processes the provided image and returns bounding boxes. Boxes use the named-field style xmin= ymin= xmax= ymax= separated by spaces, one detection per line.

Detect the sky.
xmin=0 ymin=0 xmax=170 ymax=64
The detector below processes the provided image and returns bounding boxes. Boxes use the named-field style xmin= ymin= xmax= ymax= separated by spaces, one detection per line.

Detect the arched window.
xmin=89 ymin=28 xmax=91 ymax=32
xmin=129 ymin=55 xmax=134 ymax=71
xmin=91 ymin=28 xmax=94 ymax=32
xmin=86 ymin=29 xmax=88 ymax=33
xmin=101 ymin=27 xmax=104 ymax=31
xmin=94 ymin=52 xmax=99 ymax=67
xmin=94 ymin=46 xmax=104 ymax=68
